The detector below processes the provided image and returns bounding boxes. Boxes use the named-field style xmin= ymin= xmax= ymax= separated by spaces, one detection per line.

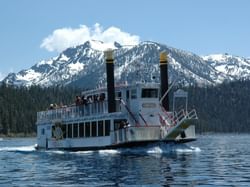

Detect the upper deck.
xmin=36 ymin=82 xmax=161 ymax=124
xmin=36 ymin=100 xmax=122 ymax=124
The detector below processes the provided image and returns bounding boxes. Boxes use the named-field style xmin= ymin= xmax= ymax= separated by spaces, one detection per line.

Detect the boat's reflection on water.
xmin=36 ymin=143 xmax=200 ymax=186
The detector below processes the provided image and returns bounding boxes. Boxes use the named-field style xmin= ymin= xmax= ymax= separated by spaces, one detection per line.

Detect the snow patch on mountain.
xmin=202 ymin=54 xmax=229 ymax=62
xmin=88 ymin=40 xmax=116 ymax=51
xmin=16 ymin=69 xmax=41 ymax=82
xmin=202 ymin=54 xmax=250 ymax=80
xmin=59 ymin=54 xmax=69 ymax=61
xmin=67 ymin=61 xmax=85 ymax=74
xmin=2 ymin=41 xmax=250 ymax=88
xmin=37 ymin=59 xmax=54 ymax=66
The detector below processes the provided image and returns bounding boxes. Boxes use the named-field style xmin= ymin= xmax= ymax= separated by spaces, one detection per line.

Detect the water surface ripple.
xmin=0 ymin=134 xmax=250 ymax=186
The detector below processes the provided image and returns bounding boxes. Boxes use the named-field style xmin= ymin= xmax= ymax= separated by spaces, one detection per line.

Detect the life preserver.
xmin=53 ymin=122 xmax=64 ymax=140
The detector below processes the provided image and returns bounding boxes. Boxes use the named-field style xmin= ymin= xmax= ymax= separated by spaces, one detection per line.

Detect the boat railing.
xmin=173 ymin=109 xmax=186 ymax=123
xmin=187 ymin=109 xmax=198 ymax=119
xmin=160 ymin=108 xmax=198 ymax=128
xmin=37 ymin=100 xmax=121 ymax=123
xmin=160 ymin=106 xmax=176 ymax=126
xmin=173 ymin=109 xmax=198 ymax=125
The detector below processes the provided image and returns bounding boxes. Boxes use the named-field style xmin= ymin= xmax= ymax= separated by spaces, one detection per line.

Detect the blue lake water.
xmin=0 ymin=134 xmax=250 ymax=186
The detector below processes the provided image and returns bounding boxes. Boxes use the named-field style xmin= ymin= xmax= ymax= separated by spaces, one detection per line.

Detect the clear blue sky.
xmin=0 ymin=0 xmax=250 ymax=80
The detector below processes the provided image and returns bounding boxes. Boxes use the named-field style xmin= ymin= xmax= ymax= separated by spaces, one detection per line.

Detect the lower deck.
xmin=37 ymin=115 xmax=196 ymax=150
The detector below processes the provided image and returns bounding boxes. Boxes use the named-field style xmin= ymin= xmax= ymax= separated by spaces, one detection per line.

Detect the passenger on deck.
xmin=54 ymin=103 xmax=58 ymax=109
xmin=94 ymin=95 xmax=98 ymax=102
xmin=99 ymin=93 xmax=105 ymax=102
xmin=87 ymin=96 xmax=93 ymax=103
xmin=49 ymin=104 xmax=54 ymax=110
xmin=81 ymin=95 xmax=87 ymax=105
xmin=75 ymin=96 xmax=82 ymax=106
xmin=59 ymin=102 xmax=66 ymax=108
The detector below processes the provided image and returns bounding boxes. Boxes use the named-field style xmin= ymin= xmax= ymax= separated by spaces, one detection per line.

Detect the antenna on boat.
xmin=160 ymin=78 xmax=177 ymax=105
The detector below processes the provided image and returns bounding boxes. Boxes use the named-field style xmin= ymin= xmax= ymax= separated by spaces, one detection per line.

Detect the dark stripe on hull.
xmin=36 ymin=138 xmax=196 ymax=151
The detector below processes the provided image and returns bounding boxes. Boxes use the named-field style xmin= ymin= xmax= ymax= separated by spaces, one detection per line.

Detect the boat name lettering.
xmin=142 ymin=103 xmax=157 ymax=108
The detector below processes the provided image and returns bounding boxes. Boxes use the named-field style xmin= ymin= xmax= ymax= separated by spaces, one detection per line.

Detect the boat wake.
xmin=118 ymin=143 xmax=201 ymax=155
xmin=71 ymin=143 xmax=201 ymax=156
xmin=0 ymin=143 xmax=200 ymax=156
xmin=0 ymin=145 xmax=36 ymax=152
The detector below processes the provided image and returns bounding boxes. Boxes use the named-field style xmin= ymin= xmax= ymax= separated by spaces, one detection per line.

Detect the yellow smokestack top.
xmin=104 ymin=49 xmax=114 ymax=63
xmin=160 ymin=51 xmax=168 ymax=64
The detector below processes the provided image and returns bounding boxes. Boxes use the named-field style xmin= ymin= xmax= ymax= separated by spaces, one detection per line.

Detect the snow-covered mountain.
xmin=202 ymin=54 xmax=250 ymax=81
xmin=2 ymin=40 xmax=250 ymax=88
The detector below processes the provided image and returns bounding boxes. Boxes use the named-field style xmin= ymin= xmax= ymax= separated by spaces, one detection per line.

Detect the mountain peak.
xmin=81 ymin=40 xmax=122 ymax=51
xmin=2 ymin=41 xmax=250 ymax=88
xmin=202 ymin=53 xmax=250 ymax=79
xmin=114 ymin=41 xmax=122 ymax=48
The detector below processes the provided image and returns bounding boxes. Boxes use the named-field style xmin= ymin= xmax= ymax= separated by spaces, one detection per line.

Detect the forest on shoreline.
xmin=0 ymin=79 xmax=250 ymax=136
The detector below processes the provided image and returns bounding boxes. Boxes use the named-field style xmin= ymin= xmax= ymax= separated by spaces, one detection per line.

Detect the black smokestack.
xmin=160 ymin=51 xmax=169 ymax=111
xmin=105 ymin=50 xmax=116 ymax=113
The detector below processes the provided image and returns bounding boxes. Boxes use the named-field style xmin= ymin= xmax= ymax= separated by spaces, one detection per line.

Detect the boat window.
xmin=126 ymin=90 xmax=130 ymax=99
xmin=79 ymin=123 xmax=84 ymax=137
xmin=62 ymin=125 xmax=66 ymax=139
xmin=141 ymin=88 xmax=158 ymax=98
xmin=66 ymin=125 xmax=68 ymax=138
xmin=85 ymin=122 xmax=90 ymax=137
xmin=131 ymin=89 xmax=137 ymax=99
xmin=41 ymin=128 xmax=45 ymax=135
xmin=68 ymin=124 xmax=72 ymax=138
xmin=73 ymin=123 xmax=78 ymax=138
xmin=116 ymin=92 xmax=122 ymax=99
xmin=105 ymin=120 xmax=110 ymax=136
xmin=119 ymin=130 xmax=123 ymax=142
xmin=91 ymin=121 xmax=97 ymax=137
xmin=98 ymin=121 xmax=104 ymax=136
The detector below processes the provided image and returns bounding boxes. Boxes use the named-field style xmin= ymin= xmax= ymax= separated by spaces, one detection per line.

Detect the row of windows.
xmin=141 ymin=88 xmax=158 ymax=98
xmin=128 ymin=88 xmax=159 ymax=99
xmin=52 ymin=120 xmax=111 ymax=139
xmin=87 ymin=88 xmax=158 ymax=101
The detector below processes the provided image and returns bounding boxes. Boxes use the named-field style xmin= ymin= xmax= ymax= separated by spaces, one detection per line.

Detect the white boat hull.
xmin=36 ymin=120 xmax=196 ymax=151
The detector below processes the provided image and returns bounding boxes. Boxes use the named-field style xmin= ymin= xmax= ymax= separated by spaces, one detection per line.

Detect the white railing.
xmin=160 ymin=106 xmax=176 ymax=126
xmin=173 ymin=109 xmax=198 ymax=125
xmin=37 ymin=100 xmax=121 ymax=123
xmin=160 ymin=108 xmax=198 ymax=128
xmin=187 ymin=109 xmax=198 ymax=119
xmin=173 ymin=109 xmax=186 ymax=124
